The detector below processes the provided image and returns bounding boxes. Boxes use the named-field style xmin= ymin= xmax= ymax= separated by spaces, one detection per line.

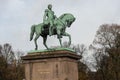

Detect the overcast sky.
xmin=0 ymin=0 xmax=120 ymax=51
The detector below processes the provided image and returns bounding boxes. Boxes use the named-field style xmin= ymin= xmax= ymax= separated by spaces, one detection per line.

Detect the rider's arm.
xmin=43 ymin=9 xmax=48 ymax=22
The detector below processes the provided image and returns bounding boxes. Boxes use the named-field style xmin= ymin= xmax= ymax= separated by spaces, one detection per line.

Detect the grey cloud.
xmin=0 ymin=0 xmax=120 ymax=51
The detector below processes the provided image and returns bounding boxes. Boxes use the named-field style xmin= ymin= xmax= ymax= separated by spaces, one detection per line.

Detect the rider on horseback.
xmin=43 ymin=4 xmax=57 ymax=36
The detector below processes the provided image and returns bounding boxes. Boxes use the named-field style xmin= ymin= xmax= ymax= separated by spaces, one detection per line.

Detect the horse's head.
xmin=66 ymin=16 xmax=75 ymax=27
xmin=59 ymin=13 xmax=76 ymax=27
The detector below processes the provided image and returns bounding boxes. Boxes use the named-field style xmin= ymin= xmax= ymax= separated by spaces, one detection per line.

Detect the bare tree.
xmin=0 ymin=43 xmax=25 ymax=80
xmin=62 ymin=41 xmax=87 ymax=55
xmin=92 ymin=24 xmax=120 ymax=80
xmin=1 ymin=43 xmax=15 ymax=64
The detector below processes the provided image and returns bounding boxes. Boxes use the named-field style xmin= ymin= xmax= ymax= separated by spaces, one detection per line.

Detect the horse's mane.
xmin=59 ymin=14 xmax=66 ymax=19
xmin=59 ymin=13 xmax=74 ymax=20
xmin=59 ymin=13 xmax=67 ymax=19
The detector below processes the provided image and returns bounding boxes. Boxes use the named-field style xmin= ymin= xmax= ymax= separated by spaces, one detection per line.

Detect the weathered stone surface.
xmin=21 ymin=50 xmax=81 ymax=80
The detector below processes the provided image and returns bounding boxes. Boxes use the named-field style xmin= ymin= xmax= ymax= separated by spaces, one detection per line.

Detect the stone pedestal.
xmin=21 ymin=50 xmax=81 ymax=80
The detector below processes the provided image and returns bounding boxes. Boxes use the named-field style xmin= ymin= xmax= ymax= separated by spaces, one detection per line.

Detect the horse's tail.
xmin=30 ymin=25 xmax=35 ymax=41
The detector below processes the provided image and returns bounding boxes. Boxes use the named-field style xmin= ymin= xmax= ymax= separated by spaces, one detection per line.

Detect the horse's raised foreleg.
xmin=43 ymin=36 xmax=49 ymax=49
xmin=63 ymin=32 xmax=71 ymax=46
xmin=34 ymin=34 xmax=40 ymax=50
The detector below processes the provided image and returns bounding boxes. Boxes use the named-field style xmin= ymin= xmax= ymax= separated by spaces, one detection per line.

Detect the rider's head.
xmin=48 ymin=4 xmax=52 ymax=10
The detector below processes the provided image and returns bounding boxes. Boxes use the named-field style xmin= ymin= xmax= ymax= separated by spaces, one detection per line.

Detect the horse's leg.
xmin=34 ymin=34 xmax=40 ymax=50
xmin=59 ymin=37 xmax=62 ymax=47
xmin=56 ymin=29 xmax=62 ymax=47
xmin=63 ymin=32 xmax=71 ymax=46
xmin=43 ymin=36 xmax=49 ymax=49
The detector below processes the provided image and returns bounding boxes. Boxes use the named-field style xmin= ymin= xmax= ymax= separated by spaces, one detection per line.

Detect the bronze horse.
xmin=30 ymin=13 xmax=75 ymax=50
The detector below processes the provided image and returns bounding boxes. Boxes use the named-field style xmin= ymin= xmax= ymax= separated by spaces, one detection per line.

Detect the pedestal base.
xmin=21 ymin=50 xmax=81 ymax=80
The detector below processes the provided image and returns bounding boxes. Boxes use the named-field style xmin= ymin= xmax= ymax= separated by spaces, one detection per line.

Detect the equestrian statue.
xmin=30 ymin=4 xmax=76 ymax=50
